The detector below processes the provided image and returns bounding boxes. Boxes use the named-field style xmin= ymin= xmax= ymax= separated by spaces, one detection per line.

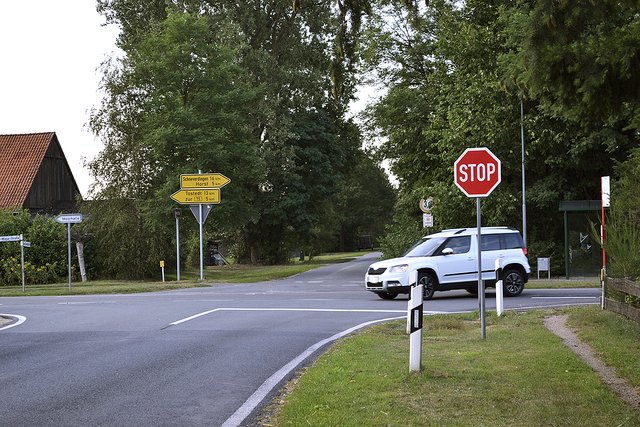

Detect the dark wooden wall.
xmin=24 ymin=137 xmax=81 ymax=213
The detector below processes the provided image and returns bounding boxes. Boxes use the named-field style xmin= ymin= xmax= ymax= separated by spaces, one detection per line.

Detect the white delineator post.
xmin=495 ymin=258 xmax=504 ymax=316
xmin=408 ymin=270 xmax=423 ymax=372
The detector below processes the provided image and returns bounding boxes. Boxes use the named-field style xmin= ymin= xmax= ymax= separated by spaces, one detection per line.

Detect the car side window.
xmin=441 ymin=236 xmax=471 ymax=254
xmin=481 ymin=234 xmax=501 ymax=251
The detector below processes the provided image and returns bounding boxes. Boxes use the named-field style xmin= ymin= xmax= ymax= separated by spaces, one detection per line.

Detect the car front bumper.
xmin=365 ymin=272 xmax=411 ymax=294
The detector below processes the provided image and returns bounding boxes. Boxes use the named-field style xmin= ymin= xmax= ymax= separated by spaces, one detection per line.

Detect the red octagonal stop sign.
xmin=454 ymin=147 xmax=502 ymax=197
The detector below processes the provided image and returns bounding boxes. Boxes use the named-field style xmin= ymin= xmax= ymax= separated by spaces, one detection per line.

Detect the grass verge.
xmin=526 ymin=278 xmax=600 ymax=289
xmin=0 ymin=251 xmax=366 ymax=296
xmin=269 ymin=308 xmax=640 ymax=426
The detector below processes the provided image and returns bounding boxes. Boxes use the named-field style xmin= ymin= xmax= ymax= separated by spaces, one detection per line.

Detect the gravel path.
xmin=545 ymin=315 xmax=640 ymax=410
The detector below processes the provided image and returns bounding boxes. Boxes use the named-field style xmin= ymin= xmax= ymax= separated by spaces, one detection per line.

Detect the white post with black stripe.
xmin=407 ymin=270 xmax=423 ymax=372
xmin=495 ymin=258 xmax=504 ymax=316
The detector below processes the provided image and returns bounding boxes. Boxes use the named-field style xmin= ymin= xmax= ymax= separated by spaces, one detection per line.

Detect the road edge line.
xmin=0 ymin=314 xmax=26 ymax=331
xmin=220 ymin=315 xmax=404 ymax=427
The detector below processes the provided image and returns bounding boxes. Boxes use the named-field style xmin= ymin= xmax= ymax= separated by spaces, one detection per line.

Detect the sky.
xmin=0 ymin=2 xmax=383 ymax=197
xmin=0 ymin=1 xmax=120 ymax=197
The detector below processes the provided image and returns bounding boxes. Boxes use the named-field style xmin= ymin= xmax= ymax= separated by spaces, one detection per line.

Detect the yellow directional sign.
xmin=170 ymin=189 xmax=220 ymax=204
xmin=180 ymin=173 xmax=231 ymax=189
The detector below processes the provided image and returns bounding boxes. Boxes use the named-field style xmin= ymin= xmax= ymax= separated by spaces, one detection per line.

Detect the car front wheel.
xmin=503 ymin=269 xmax=525 ymax=297
xmin=377 ymin=292 xmax=398 ymax=300
xmin=418 ymin=272 xmax=436 ymax=300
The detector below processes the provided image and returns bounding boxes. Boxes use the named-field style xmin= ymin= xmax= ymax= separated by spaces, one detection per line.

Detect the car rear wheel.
xmin=503 ymin=269 xmax=525 ymax=297
xmin=377 ymin=292 xmax=398 ymax=300
xmin=418 ymin=272 xmax=436 ymax=300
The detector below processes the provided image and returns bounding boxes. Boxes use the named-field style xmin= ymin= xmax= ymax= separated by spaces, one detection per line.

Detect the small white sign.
xmin=538 ymin=257 xmax=550 ymax=271
xmin=21 ymin=241 xmax=31 ymax=248
xmin=0 ymin=235 xmax=21 ymax=242
xmin=601 ymin=176 xmax=610 ymax=208
xmin=422 ymin=213 xmax=433 ymax=228
xmin=56 ymin=214 xmax=84 ymax=224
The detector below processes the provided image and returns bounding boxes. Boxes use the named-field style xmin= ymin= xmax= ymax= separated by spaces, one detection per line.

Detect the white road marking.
xmin=168 ymin=307 xmax=412 ymax=327
xmin=169 ymin=309 xmax=222 ymax=326
xmin=220 ymin=315 xmax=404 ymax=427
xmin=307 ymin=281 xmax=324 ymax=283
xmin=58 ymin=301 xmax=117 ymax=305
xmin=531 ymin=296 xmax=598 ymax=299
xmin=0 ymin=314 xmax=26 ymax=331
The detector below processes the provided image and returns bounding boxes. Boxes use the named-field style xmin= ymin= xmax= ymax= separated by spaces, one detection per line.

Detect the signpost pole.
xmin=20 ymin=234 xmax=25 ymax=292
xmin=175 ymin=211 xmax=181 ymax=282
xmin=199 ymin=203 xmax=204 ymax=281
xmin=477 ymin=198 xmax=486 ymax=339
xmin=67 ymin=223 xmax=72 ymax=290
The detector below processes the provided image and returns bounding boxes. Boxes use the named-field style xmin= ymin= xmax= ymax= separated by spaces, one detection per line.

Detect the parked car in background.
xmin=365 ymin=227 xmax=531 ymax=300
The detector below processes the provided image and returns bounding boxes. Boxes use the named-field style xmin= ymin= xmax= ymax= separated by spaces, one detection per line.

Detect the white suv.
xmin=365 ymin=227 xmax=531 ymax=300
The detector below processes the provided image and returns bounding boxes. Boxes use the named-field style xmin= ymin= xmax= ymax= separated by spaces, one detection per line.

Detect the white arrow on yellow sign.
xmin=170 ymin=189 xmax=220 ymax=205
xmin=180 ymin=173 xmax=231 ymax=189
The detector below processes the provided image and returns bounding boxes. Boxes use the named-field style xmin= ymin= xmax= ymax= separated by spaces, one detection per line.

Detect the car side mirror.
xmin=441 ymin=248 xmax=454 ymax=255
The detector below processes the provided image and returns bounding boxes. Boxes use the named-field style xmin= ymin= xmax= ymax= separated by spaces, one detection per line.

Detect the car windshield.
xmin=403 ymin=236 xmax=447 ymax=257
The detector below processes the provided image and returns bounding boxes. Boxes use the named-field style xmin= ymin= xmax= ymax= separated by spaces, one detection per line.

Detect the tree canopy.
xmin=86 ymin=0 xmax=640 ymax=277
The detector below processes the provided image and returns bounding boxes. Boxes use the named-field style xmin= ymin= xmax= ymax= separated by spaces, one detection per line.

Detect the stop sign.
xmin=454 ymin=147 xmax=501 ymax=197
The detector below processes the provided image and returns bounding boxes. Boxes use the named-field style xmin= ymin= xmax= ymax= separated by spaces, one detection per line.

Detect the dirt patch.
xmin=0 ymin=315 xmax=14 ymax=328
xmin=545 ymin=315 xmax=640 ymax=410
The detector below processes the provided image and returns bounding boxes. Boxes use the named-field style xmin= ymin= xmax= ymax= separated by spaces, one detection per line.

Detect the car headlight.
xmin=389 ymin=264 xmax=409 ymax=273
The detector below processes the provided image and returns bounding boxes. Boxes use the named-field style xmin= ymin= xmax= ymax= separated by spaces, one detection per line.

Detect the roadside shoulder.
xmin=545 ymin=314 xmax=640 ymax=410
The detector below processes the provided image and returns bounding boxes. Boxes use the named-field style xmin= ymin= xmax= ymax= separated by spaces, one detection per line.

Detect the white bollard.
xmin=407 ymin=270 xmax=418 ymax=333
xmin=495 ymin=259 xmax=503 ymax=316
xmin=408 ymin=270 xmax=423 ymax=372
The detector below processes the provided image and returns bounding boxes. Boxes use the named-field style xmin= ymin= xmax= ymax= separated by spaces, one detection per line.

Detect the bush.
xmin=0 ymin=210 xmax=69 ymax=285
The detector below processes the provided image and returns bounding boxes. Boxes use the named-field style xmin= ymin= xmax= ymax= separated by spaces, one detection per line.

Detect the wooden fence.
xmin=604 ymin=277 xmax=640 ymax=324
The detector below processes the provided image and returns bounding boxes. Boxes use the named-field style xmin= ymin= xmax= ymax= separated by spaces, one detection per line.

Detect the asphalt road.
xmin=0 ymin=252 xmax=599 ymax=426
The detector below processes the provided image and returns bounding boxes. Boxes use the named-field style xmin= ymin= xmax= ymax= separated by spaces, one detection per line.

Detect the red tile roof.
xmin=0 ymin=132 xmax=55 ymax=208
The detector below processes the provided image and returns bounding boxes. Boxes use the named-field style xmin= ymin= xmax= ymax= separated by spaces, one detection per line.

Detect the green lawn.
xmin=268 ymin=307 xmax=640 ymax=426
xmin=0 ymin=251 xmax=367 ymax=296
xmin=526 ymin=277 xmax=600 ymax=289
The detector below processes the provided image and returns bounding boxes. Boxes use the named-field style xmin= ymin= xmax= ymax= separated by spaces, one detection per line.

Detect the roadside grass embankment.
xmin=0 ymin=251 xmax=366 ymax=296
xmin=268 ymin=306 xmax=640 ymax=426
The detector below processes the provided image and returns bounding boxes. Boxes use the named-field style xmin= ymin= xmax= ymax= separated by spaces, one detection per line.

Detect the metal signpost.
xmin=56 ymin=214 xmax=84 ymax=290
xmin=171 ymin=172 xmax=230 ymax=280
xmin=20 ymin=237 xmax=31 ymax=292
xmin=1 ymin=235 xmax=29 ymax=291
xmin=173 ymin=208 xmax=181 ymax=282
xmin=601 ymin=176 xmax=610 ymax=309
xmin=419 ymin=197 xmax=434 ymax=229
xmin=454 ymin=147 xmax=502 ymax=339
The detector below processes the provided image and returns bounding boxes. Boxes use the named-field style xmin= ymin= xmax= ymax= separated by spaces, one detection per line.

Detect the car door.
xmin=436 ymin=235 xmax=476 ymax=285
xmin=480 ymin=233 xmax=502 ymax=281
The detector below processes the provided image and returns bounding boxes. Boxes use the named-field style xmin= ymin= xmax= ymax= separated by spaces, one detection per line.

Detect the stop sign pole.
xmin=454 ymin=147 xmax=502 ymax=339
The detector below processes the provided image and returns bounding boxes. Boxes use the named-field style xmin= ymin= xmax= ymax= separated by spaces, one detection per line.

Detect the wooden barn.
xmin=0 ymin=132 xmax=81 ymax=214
